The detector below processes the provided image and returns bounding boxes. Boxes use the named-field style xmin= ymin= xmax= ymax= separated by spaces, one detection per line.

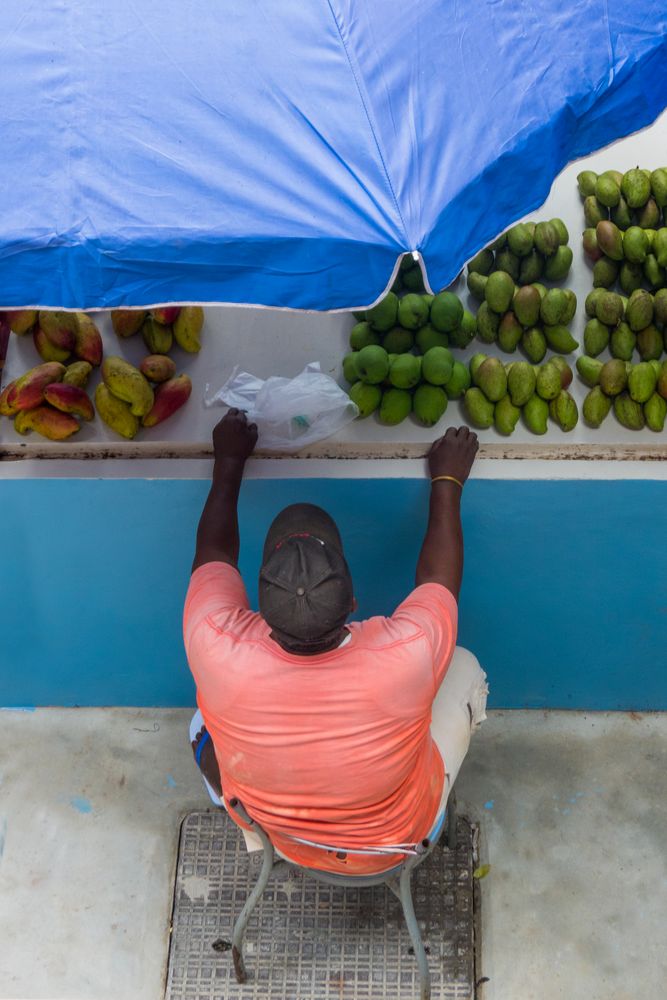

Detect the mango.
xmin=544 ymin=325 xmax=578 ymax=354
xmin=561 ymin=290 xmax=577 ymax=325
xmin=498 ymin=311 xmax=523 ymax=352
xmin=467 ymin=249 xmax=494 ymax=275
xmin=584 ymin=319 xmax=610 ymax=357
xmin=595 ymin=221 xmax=623 ymax=261
xmin=583 ymin=386 xmax=612 ymax=427
xmin=6 ymin=310 xmax=37 ymax=335
xmin=577 ymin=171 xmax=598 ymax=197
xmin=464 ymin=387 xmax=494 ymax=428
xmin=397 ymin=293 xmax=428 ymax=330
xmin=349 ymin=322 xmax=380 ymax=350
xmin=171 ymin=306 xmax=203 ymax=353
xmin=619 ymin=261 xmax=643 ymax=295
xmin=63 ymin=361 xmax=93 ymax=388
xmin=506 ymin=223 xmax=533 ymax=257
xmin=610 ymin=323 xmax=636 ymax=361
xmin=493 ymin=394 xmax=520 ymax=435
xmin=389 ymin=354 xmax=421 ymax=389
xmin=469 ymin=353 xmax=488 ymax=385
xmin=627 ymin=362 xmax=657 ymax=403
xmin=636 ymin=325 xmax=663 ymax=361
xmin=111 ymin=309 xmax=147 ymax=338
xmin=485 ymin=271 xmax=515 ymax=313
xmin=513 ymin=286 xmax=541 ymax=327
xmin=519 ymin=250 xmax=544 ymax=284
xmin=14 ymin=405 xmax=79 ymax=440
xmin=102 ymin=355 xmax=154 ymax=417
xmin=140 ymin=355 xmax=177 ymax=383
xmin=476 ymin=302 xmax=499 ymax=343
xmin=367 ymin=293 xmax=398 ymax=332
xmin=0 ymin=379 xmax=19 ymax=416
xmin=494 ymin=249 xmax=520 ymax=281
xmin=644 ymin=392 xmax=667 ymax=432
xmin=599 ymin=359 xmax=628 ymax=397
xmin=650 ymin=168 xmax=667 ymax=208
xmin=33 ymin=326 xmax=71 ymax=363
xmin=43 ymin=383 xmax=95 ymax=420
xmin=430 ymin=291 xmax=463 ymax=333
xmin=142 ymin=317 xmax=173 ymax=355
xmin=12 ymin=362 xmax=66 ymax=411
xmin=611 ymin=196 xmax=633 ymax=230
xmin=595 ymin=175 xmax=620 ymax=208
xmin=543 ymin=246 xmax=573 ymax=281
xmin=637 ymin=198 xmax=660 ymax=230
xmin=613 ymin=392 xmax=645 ymax=430
xmin=476 ymin=358 xmax=507 ymax=402
xmin=595 ymin=291 xmax=624 ymax=327
xmin=95 ymin=383 xmax=139 ymax=439
xmin=348 ymin=381 xmax=381 ymax=418
xmin=522 ymin=394 xmax=549 ymax=435
xmin=540 ymin=288 xmax=568 ymax=326
xmin=535 ymin=363 xmax=561 ymax=401
xmin=576 ymin=356 xmax=604 ymax=388
xmin=39 ymin=311 xmax=78 ymax=352
xmin=413 ymin=384 xmax=447 ymax=427
xmin=550 ymin=218 xmax=569 ymax=245
xmin=533 ymin=221 xmax=558 ymax=256
xmin=421 ymin=346 xmax=453 ymax=386
xmin=584 ymin=196 xmax=607 ymax=228
xmin=508 ymin=361 xmax=536 ymax=406
xmin=385 ymin=327 xmax=415 ymax=354
xmin=593 ymin=258 xmax=619 ymax=288
xmin=626 ymin=289 xmax=655 ymax=332
xmin=450 ymin=310 xmax=476 ymax=348
xmin=142 ymin=374 xmax=193 ymax=428
xmin=621 ymin=168 xmax=651 ymax=208
xmin=643 ymin=254 xmax=665 ymax=289
xmin=549 ymin=390 xmax=578 ymax=432
xmin=622 ymin=226 xmax=649 ymax=264
xmin=582 ymin=228 xmax=602 ymax=262
xmin=466 ymin=271 xmax=488 ymax=302
xmin=72 ymin=312 xmax=103 ymax=366
xmin=521 ymin=327 xmax=547 ymax=364
xmin=550 ymin=356 xmax=573 ymax=389
xmin=585 ymin=289 xmax=605 ymax=318
xmin=653 ymin=289 xmax=667 ymax=327
xmin=444 ymin=361 xmax=471 ymax=400
xmin=152 ymin=307 xmax=181 ymax=325
xmin=378 ymin=387 xmax=411 ymax=425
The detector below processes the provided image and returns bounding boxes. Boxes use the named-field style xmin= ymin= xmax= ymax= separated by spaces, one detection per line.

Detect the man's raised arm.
xmin=415 ymin=426 xmax=479 ymax=600
xmin=192 ymin=409 xmax=258 ymax=573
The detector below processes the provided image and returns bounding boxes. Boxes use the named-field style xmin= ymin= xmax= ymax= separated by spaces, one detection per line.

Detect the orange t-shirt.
xmin=183 ymin=562 xmax=457 ymax=874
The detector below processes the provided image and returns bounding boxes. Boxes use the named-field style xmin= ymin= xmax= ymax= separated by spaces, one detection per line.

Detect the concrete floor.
xmin=0 ymin=709 xmax=664 ymax=1000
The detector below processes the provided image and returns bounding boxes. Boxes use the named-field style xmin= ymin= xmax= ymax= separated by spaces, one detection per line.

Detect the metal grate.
xmin=165 ymin=810 xmax=479 ymax=1000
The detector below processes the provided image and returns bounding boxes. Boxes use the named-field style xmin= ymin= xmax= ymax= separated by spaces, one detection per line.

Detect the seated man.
xmin=184 ymin=409 xmax=487 ymax=874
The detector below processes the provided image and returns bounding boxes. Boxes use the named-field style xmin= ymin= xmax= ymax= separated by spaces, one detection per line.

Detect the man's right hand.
xmin=428 ymin=426 xmax=479 ymax=485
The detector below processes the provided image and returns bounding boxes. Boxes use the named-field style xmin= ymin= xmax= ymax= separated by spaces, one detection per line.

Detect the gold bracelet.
xmin=431 ymin=474 xmax=463 ymax=488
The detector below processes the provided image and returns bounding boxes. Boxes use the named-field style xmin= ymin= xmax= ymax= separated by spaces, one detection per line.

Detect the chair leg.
xmin=231 ymin=843 xmax=275 ymax=983
xmin=446 ymin=789 xmax=458 ymax=850
xmin=398 ymin=865 xmax=431 ymax=1000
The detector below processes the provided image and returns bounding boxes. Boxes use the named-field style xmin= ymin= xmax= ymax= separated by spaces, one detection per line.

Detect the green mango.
xmin=544 ymin=325 xmax=578 ymax=354
xmin=508 ymin=361 xmax=536 ymax=406
xmin=467 ymin=271 xmax=488 ymax=302
xmin=626 ymin=290 xmax=654 ymax=332
xmin=583 ymin=228 xmax=601 ymax=261
xmin=577 ymin=171 xmax=598 ymax=197
xmin=367 ymin=292 xmax=399 ymax=332
xmin=494 ymin=248 xmax=520 ymax=281
xmin=383 ymin=326 xmax=415 ymax=354
xmin=413 ymin=384 xmax=447 ymax=427
xmin=619 ymin=261 xmax=644 ymax=295
xmin=522 ymin=394 xmax=549 ymax=435
xmin=584 ymin=196 xmax=607 ymax=227
xmin=540 ymin=288 xmax=568 ymax=325
xmin=476 ymin=357 xmax=507 ymax=402
xmin=653 ymin=289 xmax=667 ymax=327
xmin=582 ymin=386 xmax=612 ymax=427
xmin=521 ymin=327 xmax=547 ymax=364
xmin=494 ymin=394 xmax=521 ymax=435
xmin=628 ymin=362 xmax=657 ymax=403
xmin=444 ymin=360 xmax=471 ymax=400
xmin=636 ymin=324 xmax=663 ymax=361
xmin=430 ymin=291 xmax=463 ymax=332
xmin=534 ymin=221 xmax=560 ymax=256
xmin=561 ymin=290 xmax=577 ymax=325
xmin=613 ymin=392 xmax=645 ymax=430
xmin=610 ymin=322 xmax=636 ymax=361
xmin=576 ymin=356 xmax=604 ymax=387
xmin=610 ymin=195 xmax=633 ymax=230
xmin=643 ymin=255 xmax=665 ymax=290
xmin=506 ymin=223 xmax=534 ymax=257
xmin=350 ymin=321 xmax=380 ymax=350
xmin=513 ymin=286 xmax=542 ymax=327
xmin=342 ymin=352 xmax=359 ymax=383
xmin=464 ymin=387 xmax=495 ymax=428
xmin=622 ymin=226 xmax=649 ymax=264
xmin=476 ymin=302 xmax=500 ymax=343
xmin=485 ymin=271 xmax=515 ymax=313
xmin=585 ymin=288 xmax=605 ymax=318
xmin=498 ymin=311 xmax=523 ymax=353
xmin=599 ymin=359 xmax=628 ymax=397
xmin=467 ymin=249 xmax=495 ymax=275
xmin=378 ymin=387 xmax=412 ymax=424
xmin=637 ymin=198 xmax=661 ymax=230
xmin=595 ymin=291 xmax=624 ymax=327
xmin=650 ymin=168 xmax=667 ymax=208
xmin=550 ymin=218 xmax=569 ymax=245
xmin=536 ymin=362 xmax=562 ymax=401
xmin=593 ymin=258 xmax=619 ymax=288
xmin=596 ymin=220 xmax=624 ymax=260
xmin=621 ymin=168 xmax=651 ymax=209
xmin=549 ymin=390 xmax=578 ymax=432
xmin=518 ymin=250 xmax=544 ymax=284
xmin=644 ymin=392 xmax=667 ymax=431
xmin=595 ymin=175 xmax=621 ymax=207
xmin=543 ymin=245 xmax=573 ymax=281
xmin=584 ymin=319 xmax=610 ymax=357
xmin=348 ymin=381 xmax=382 ymax=418
xmin=469 ymin=353 xmax=488 ymax=385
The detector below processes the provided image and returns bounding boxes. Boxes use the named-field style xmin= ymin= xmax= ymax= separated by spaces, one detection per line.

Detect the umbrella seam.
xmin=323 ymin=0 xmax=410 ymax=251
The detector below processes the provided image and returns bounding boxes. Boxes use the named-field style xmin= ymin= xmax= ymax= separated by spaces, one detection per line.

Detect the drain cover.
xmin=166 ymin=810 xmax=478 ymax=999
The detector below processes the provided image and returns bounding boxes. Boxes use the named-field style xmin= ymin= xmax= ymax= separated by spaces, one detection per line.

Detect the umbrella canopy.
xmin=1 ymin=0 xmax=666 ymax=311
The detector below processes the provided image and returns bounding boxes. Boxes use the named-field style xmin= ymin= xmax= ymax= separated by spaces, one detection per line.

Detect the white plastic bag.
xmin=204 ymin=363 xmax=359 ymax=451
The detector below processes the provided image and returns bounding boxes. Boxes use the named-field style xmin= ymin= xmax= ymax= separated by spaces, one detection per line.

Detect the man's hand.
xmin=428 ymin=426 xmax=479 ymax=485
xmin=213 ymin=408 xmax=258 ymax=463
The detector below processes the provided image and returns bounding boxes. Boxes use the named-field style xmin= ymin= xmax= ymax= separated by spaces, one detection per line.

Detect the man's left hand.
xmin=213 ymin=409 xmax=258 ymax=463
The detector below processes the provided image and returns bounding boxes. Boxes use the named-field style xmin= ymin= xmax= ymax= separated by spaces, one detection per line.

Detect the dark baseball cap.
xmin=259 ymin=504 xmax=353 ymax=645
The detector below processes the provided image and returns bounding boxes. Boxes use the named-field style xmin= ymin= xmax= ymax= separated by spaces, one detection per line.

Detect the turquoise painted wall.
xmin=1 ymin=478 xmax=665 ymax=709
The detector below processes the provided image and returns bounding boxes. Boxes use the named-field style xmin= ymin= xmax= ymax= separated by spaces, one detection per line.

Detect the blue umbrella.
xmin=0 ymin=0 xmax=665 ymax=311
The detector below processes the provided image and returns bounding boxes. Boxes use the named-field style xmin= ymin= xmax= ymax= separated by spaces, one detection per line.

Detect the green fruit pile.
xmin=390 ymin=254 xmax=428 ymax=295
xmin=468 ymin=271 xmax=578 ymax=360
xmin=583 ymin=287 xmax=667 ymax=360
xmin=464 ymin=354 xmax=578 ymax=435
xmin=467 ymin=217 xmax=572 ymax=293
xmin=576 ymin=355 xmax=667 ymax=431
xmin=350 ymin=286 xmax=476 ymax=354
xmin=578 ymin=168 xmax=667 ymax=293
xmin=344 ymin=340 xmax=472 ymax=427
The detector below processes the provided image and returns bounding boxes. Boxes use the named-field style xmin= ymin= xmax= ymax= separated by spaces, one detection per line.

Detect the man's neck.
xmin=270 ymin=627 xmax=349 ymax=656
